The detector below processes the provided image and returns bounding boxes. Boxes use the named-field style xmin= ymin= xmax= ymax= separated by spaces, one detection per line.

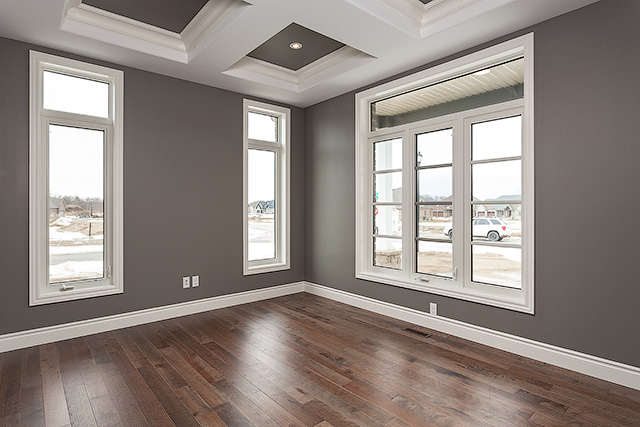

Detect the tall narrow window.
xmin=470 ymin=115 xmax=523 ymax=289
xmin=243 ymin=100 xmax=290 ymax=275
xmin=373 ymin=137 xmax=402 ymax=270
xmin=30 ymin=51 xmax=123 ymax=305
xmin=416 ymin=127 xmax=453 ymax=278
xmin=356 ymin=34 xmax=534 ymax=313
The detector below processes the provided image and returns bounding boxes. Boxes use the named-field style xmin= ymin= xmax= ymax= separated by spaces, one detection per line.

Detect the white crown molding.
xmin=224 ymin=45 xmax=376 ymax=93
xmin=60 ymin=0 xmax=250 ymax=63
xmin=1 ymin=280 xmax=638 ymax=391
xmin=345 ymin=0 xmax=515 ymax=39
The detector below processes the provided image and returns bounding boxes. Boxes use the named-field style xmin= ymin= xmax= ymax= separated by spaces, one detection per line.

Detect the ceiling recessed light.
xmin=289 ymin=42 xmax=303 ymax=50
xmin=473 ymin=69 xmax=491 ymax=76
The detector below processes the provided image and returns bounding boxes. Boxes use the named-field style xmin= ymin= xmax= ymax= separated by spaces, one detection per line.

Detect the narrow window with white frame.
xmin=29 ymin=51 xmax=124 ymax=305
xmin=243 ymin=100 xmax=290 ymax=275
xmin=355 ymin=34 xmax=534 ymax=313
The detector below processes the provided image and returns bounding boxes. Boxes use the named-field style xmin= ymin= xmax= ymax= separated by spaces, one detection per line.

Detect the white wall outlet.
xmin=182 ymin=276 xmax=190 ymax=289
xmin=191 ymin=275 xmax=199 ymax=287
xmin=430 ymin=302 xmax=437 ymax=316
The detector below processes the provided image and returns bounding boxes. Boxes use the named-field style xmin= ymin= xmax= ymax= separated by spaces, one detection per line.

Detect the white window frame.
xmin=29 ymin=51 xmax=124 ymax=306
xmin=243 ymin=99 xmax=291 ymax=275
xmin=355 ymin=34 xmax=534 ymax=313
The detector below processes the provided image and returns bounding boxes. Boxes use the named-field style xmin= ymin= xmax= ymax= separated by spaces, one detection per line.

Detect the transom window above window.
xmin=355 ymin=34 xmax=534 ymax=313
xmin=29 ymin=51 xmax=124 ymax=306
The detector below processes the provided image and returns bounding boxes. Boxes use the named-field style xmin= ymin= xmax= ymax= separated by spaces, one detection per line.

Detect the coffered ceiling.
xmin=0 ymin=0 xmax=600 ymax=107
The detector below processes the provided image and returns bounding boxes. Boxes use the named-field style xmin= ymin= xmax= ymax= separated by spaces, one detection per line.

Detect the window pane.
xmin=374 ymin=137 xmax=402 ymax=170
xmin=248 ymin=149 xmax=276 ymax=261
xmin=373 ymin=237 xmax=402 ymax=270
xmin=472 ymin=204 xmax=521 ymax=244
xmin=417 ymin=167 xmax=452 ymax=201
xmin=371 ymin=57 xmax=524 ymax=130
xmin=374 ymin=205 xmax=401 ymax=236
xmin=48 ymin=125 xmax=104 ymax=283
xmin=43 ymin=71 xmax=109 ymax=118
xmin=472 ymin=115 xmax=521 ymax=161
xmin=417 ymin=241 xmax=452 ymax=277
xmin=472 ymin=245 xmax=521 ymax=289
xmin=472 ymin=160 xmax=521 ymax=202
xmin=417 ymin=206 xmax=452 ymax=239
xmin=248 ymin=111 xmax=278 ymax=142
xmin=416 ymin=128 xmax=452 ymax=166
xmin=374 ymin=172 xmax=402 ymax=202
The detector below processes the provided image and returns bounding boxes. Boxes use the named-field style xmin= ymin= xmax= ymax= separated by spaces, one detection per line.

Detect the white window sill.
xmin=356 ymin=271 xmax=533 ymax=314
xmin=30 ymin=283 xmax=123 ymax=306
xmin=244 ymin=262 xmax=290 ymax=276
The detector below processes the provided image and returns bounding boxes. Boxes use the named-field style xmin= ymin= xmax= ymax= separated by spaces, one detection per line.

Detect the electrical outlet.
xmin=430 ymin=302 xmax=437 ymax=316
xmin=191 ymin=275 xmax=199 ymax=287
xmin=182 ymin=276 xmax=190 ymax=289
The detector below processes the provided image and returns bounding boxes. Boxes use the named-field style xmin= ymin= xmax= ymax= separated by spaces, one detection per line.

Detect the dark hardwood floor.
xmin=1 ymin=293 xmax=639 ymax=426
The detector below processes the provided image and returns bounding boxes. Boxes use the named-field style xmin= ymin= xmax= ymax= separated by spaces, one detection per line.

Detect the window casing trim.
xmin=355 ymin=34 xmax=534 ymax=313
xmin=29 ymin=51 xmax=124 ymax=306
xmin=242 ymin=99 xmax=291 ymax=275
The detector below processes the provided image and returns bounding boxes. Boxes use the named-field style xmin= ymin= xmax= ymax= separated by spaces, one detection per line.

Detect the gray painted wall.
xmin=0 ymin=37 xmax=305 ymax=335
xmin=1 ymin=0 xmax=638 ymax=371
xmin=304 ymin=0 xmax=640 ymax=368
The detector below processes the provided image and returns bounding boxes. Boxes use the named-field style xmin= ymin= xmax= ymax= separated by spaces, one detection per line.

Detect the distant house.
xmin=418 ymin=195 xmax=453 ymax=219
xmin=49 ymin=197 xmax=66 ymax=219
xmin=474 ymin=195 xmax=521 ymax=219
xmin=248 ymin=199 xmax=275 ymax=215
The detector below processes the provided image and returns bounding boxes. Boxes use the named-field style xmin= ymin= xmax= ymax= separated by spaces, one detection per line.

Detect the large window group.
xmin=29 ymin=51 xmax=124 ymax=305
xmin=356 ymin=35 xmax=534 ymax=313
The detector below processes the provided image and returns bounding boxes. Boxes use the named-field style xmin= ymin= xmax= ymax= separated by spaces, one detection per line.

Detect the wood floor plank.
xmin=234 ymin=304 xmax=511 ymax=425
xmin=89 ymin=393 xmax=124 ymax=427
xmin=192 ymin=313 xmax=376 ymax=426
xmin=229 ymin=302 xmax=540 ymax=426
xmin=82 ymin=335 xmax=148 ymax=427
xmin=136 ymin=363 xmax=200 ymax=427
xmin=1 ymin=294 xmax=639 ymax=427
xmin=164 ymin=323 xmax=317 ymax=425
xmin=18 ymin=346 xmax=45 ymax=426
xmin=194 ymin=409 xmax=228 ymax=427
xmin=0 ymin=350 xmax=22 ymax=422
xmin=129 ymin=327 xmax=189 ymax=391
xmin=39 ymin=343 xmax=71 ymax=427
xmin=157 ymin=345 xmax=228 ymax=410
xmin=246 ymin=390 xmax=305 ymax=427
xmin=57 ymin=340 xmax=98 ymax=427
xmin=102 ymin=338 xmax=173 ymax=427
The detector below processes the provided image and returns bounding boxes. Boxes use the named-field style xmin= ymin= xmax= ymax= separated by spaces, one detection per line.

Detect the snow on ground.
xmin=248 ymin=222 xmax=275 ymax=260
xmin=50 ymin=261 xmax=103 ymax=282
xmin=51 ymin=217 xmax=73 ymax=226
xmin=472 ymin=245 xmax=521 ymax=262
xmin=418 ymin=241 xmax=520 ymax=262
xmin=49 ymin=226 xmax=85 ymax=241
xmin=50 ymin=245 xmax=103 ymax=255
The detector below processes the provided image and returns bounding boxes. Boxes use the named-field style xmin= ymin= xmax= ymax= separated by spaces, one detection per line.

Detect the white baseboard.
xmin=302 ymin=281 xmax=640 ymax=391
xmin=1 ymin=280 xmax=638 ymax=391
xmin=0 ymin=282 xmax=304 ymax=353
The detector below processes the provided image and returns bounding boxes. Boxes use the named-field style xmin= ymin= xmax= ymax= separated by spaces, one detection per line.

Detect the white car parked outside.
xmin=443 ymin=218 xmax=511 ymax=241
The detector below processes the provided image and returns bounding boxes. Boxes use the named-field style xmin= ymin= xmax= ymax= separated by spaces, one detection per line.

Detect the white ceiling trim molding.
xmin=345 ymin=0 xmax=516 ymax=39
xmin=224 ymin=45 xmax=376 ymax=93
xmin=60 ymin=0 xmax=251 ymax=63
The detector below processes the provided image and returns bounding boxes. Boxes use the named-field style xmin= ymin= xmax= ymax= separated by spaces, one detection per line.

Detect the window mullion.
xmin=456 ymin=118 xmax=469 ymax=288
xmin=402 ymin=129 xmax=413 ymax=278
